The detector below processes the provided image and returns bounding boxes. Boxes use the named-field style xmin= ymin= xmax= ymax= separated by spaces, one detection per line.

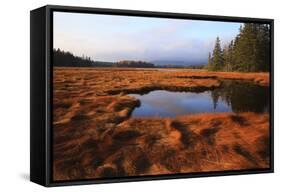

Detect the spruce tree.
xmin=207 ymin=52 xmax=213 ymax=70
xmin=222 ymin=45 xmax=228 ymax=71
xmin=233 ymin=23 xmax=270 ymax=72
xmin=207 ymin=23 xmax=270 ymax=72
xmin=255 ymin=24 xmax=270 ymax=71
xmin=211 ymin=37 xmax=224 ymax=71
xmin=227 ymin=40 xmax=234 ymax=71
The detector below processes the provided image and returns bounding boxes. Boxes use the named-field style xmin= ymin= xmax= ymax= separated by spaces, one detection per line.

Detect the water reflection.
xmin=129 ymin=80 xmax=269 ymax=118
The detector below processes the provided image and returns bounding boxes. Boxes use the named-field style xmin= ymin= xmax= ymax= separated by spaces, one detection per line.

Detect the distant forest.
xmin=207 ymin=23 xmax=270 ymax=72
xmin=53 ymin=49 xmax=155 ymax=68
xmin=53 ymin=49 xmax=114 ymax=67
xmin=53 ymin=49 xmax=206 ymax=69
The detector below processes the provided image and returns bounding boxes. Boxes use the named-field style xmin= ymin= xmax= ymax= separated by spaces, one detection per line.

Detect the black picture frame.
xmin=30 ymin=5 xmax=274 ymax=187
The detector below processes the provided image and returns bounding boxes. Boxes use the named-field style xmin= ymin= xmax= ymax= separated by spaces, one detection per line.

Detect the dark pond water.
xmin=129 ymin=80 xmax=270 ymax=118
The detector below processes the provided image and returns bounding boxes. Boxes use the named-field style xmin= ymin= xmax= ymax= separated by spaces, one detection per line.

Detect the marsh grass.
xmin=52 ymin=67 xmax=270 ymax=181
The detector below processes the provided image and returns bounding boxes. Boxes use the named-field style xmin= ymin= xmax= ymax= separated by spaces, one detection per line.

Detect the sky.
xmin=53 ymin=12 xmax=243 ymax=65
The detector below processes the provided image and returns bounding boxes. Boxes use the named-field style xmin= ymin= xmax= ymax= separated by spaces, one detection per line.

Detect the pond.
xmin=129 ymin=80 xmax=270 ymax=118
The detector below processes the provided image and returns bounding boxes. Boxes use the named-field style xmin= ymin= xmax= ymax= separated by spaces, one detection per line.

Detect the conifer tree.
xmin=222 ymin=45 xmax=228 ymax=71
xmin=232 ymin=23 xmax=270 ymax=72
xmin=207 ymin=23 xmax=270 ymax=72
xmin=207 ymin=52 xmax=213 ymax=70
xmin=211 ymin=37 xmax=224 ymax=71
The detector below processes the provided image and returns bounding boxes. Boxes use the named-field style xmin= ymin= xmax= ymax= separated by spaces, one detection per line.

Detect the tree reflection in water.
xmin=211 ymin=80 xmax=269 ymax=113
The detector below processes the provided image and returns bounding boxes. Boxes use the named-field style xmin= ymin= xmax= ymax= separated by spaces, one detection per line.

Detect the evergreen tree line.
xmin=207 ymin=23 xmax=270 ymax=72
xmin=53 ymin=49 xmax=156 ymax=68
xmin=53 ymin=48 xmax=95 ymax=67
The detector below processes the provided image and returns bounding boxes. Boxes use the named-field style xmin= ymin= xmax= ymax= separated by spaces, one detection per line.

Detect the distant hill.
xmin=151 ymin=60 xmax=207 ymax=67
xmin=53 ymin=49 xmax=207 ymax=68
xmin=114 ymin=60 xmax=154 ymax=68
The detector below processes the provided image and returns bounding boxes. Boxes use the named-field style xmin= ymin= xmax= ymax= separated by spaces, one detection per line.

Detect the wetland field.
xmin=53 ymin=67 xmax=270 ymax=181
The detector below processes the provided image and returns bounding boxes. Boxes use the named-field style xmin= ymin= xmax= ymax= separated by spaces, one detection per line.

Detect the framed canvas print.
xmin=30 ymin=5 xmax=274 ymax=187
